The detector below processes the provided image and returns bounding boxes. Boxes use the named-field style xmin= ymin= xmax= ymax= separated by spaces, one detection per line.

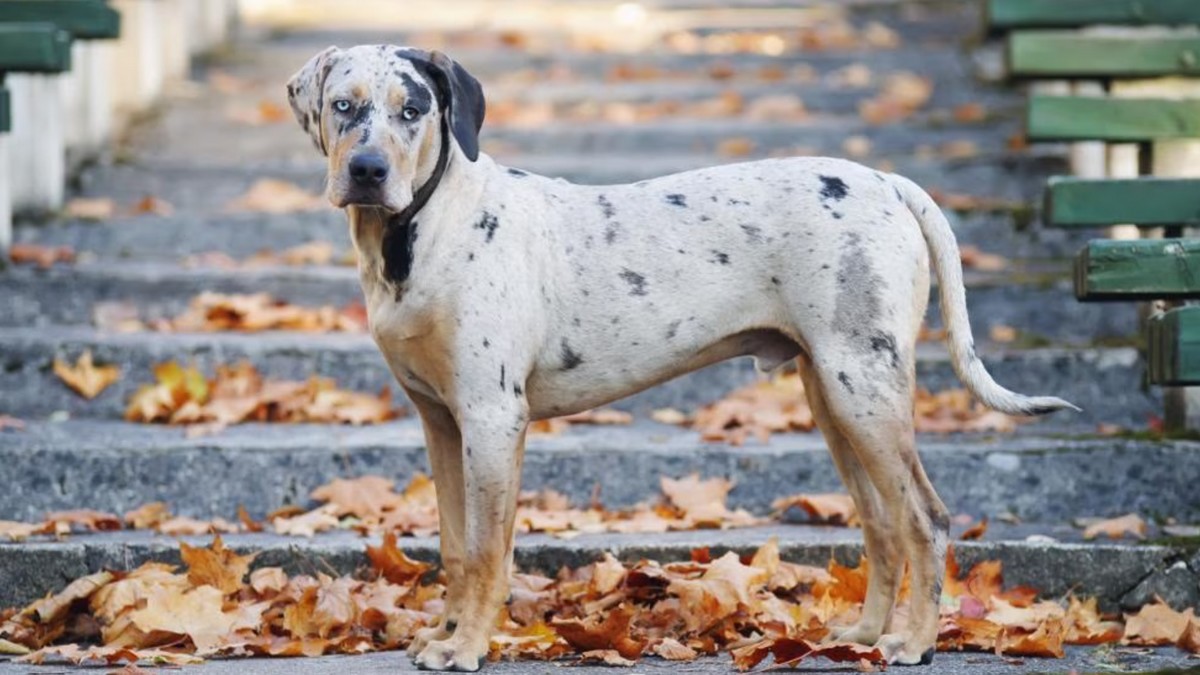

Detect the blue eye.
xmin=401 ymin=106 xmax=420 ymax=121
xmin=333 ymin=99 xmax=352 ymax=113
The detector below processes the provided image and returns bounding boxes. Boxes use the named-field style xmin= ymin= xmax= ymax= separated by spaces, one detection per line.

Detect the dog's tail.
xmin=891 ymin=174 xmax=1080 ymax=416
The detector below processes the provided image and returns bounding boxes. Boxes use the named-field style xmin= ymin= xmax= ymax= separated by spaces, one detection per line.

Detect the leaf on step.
xmin=124 ymin=502 xmax=171 ymax=529
xmin=960 ymin=516 xmax=988 ymax=540
xmin=24 ymin=571 xmax=115 ymax=625
xmin=1123 ymin=600 xmax=1196 ymax=646
xmin=0 ymin=520 xmax=40 ymax=541
xmin=53 ymin=350 xmax=121 ymax=400
xmin=960 ymin=245 xmax=1010 ymax=271
xmin=1081 ymin=513 xmax=1147 ymax=540
xmin=161 ymin=292 xmax=365 ymax=333
xmin=312 ymin=476 xmax=405 ymax=520
xmin=552 ymin=604 xmax=646 ymax=660
xmin=772 ymin=493 xmax=858 ymax=527
xmin=226 ymin=179 xmax=327 ymax=213
xmin=272 ymin=504 xmax=340 ymax=538
xmin=44 ymin=509 xmax=122 ymax=532
xmin=63 ymin=197 xmax=116 ymax=221
xmin=365 ymin=531 xmax=431 ymax=586
xmin=180 ymin=536 xmax=257 ymax=595
xmin=8 ymin=243 xmax=77 ymax=268
xmin=0 ymin=415 xmax=25 ymax=432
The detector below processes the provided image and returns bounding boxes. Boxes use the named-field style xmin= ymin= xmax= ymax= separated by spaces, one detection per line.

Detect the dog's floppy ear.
xmin=424 ymin=51 xmax=486 ymax=162
xmin=286 ymin=46 xmax=340 ymax=156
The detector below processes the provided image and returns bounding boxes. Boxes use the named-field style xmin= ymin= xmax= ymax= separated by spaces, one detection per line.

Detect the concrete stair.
xmin=1 ymin=3 xmax=1196 ymax=673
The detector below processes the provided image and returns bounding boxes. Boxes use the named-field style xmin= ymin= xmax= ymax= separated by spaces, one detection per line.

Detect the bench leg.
xmin=8 ymin=74 xmax=66 ymax=215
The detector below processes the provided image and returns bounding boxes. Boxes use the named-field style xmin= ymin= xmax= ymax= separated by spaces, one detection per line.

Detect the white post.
xmin=1069 ymin=81 xmax=1107 ymax=179
xmin=1105 ymin=143 xmax=1141 ymax=240
xmin=8 ymin=74 xmax=66 ymax=214
xmin=109 ymin=0 xmax=164 ymax=120
xmin=0 ymin=135 xmax=11 ymax=255
xmin=160 ymin=0 xmax=189 ymax=84
xmin=59 ymin=42 xmax=113 ymax=167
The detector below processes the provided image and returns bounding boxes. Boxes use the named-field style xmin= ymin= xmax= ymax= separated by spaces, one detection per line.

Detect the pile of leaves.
xmin=668 ymin=372 xmax=1029 ymax=445
xmin=124 ymin=361 xmax=399 ymax=431
xmin=2 ymin=536 xmax=1196 ymax=669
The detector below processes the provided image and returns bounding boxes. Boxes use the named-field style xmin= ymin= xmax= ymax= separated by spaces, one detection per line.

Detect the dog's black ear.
xmin=425 ymin=51 xmax=486 ymax=162
xmin=286 ymin=46 xmax=340 ymax=156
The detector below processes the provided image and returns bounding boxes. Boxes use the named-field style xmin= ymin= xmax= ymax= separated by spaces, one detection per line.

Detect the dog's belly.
xmin=524 ymin=327 xmax=803 ymax=419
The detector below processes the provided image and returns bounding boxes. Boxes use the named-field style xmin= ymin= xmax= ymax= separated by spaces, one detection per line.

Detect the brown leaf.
xmin=960 ymin=245 xmax=1010 ymax=271
xmin=653 ymin=636 xmax=697 ymax=660
xmin=366 ymin=531 xmax=431 ymax=586
xmin=226 ymin=179 xmax=327 ymax=213
xmin=64 ymin=197 xmax=116 ymax=221
xmin=0 ymin=520 xmax=40 ymax=541
xmin=53 ymin=350 xmax=120 ymax=399
xmin=552 ymin=604 xmax=646 ymax=660
xmin=9 ymin=243 xmax=77 ymax=268
xmin=272 ymin=505 xmax=339 ymax=537
xmin=130 ymin=195 xmax=174 ymax=216
xmin=45 ymin=509 xmax=122 ymax=532
xmin=128 ymin=584 xmax=262 ymax=653
xmin=1083 ymin=513 xmax=1147 ymax=540
xmin=124 ymin=502 xmax=171 ymax=529
xmin=312 ymin=476 xmax=404 ymax=519
xmin=0 ymin=415 xmax=24 ymax=432
xmin=23 ymin=571 xmax=114 ymax=625
xmin=960 ymin=517 xmax=988 ymax=541
xmin=180 ymin=535 xmax=257 ymax=595
xmin=773 ymin=493 xmax=858 ymax=526
xmin=1124 ymin=600 xmax=1195 ymax=646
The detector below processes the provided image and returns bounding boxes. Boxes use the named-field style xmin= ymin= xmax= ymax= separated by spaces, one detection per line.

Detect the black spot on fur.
xmin=513 ymin=383 xmax=523 ymax=396
xmin=339 ymin=100 xmax=374 ymax=135
xmin=399 ymin=73 xmax=432 ymax=114
xmin=699 ymin=215 xmax=711 ymax=222
xmin=1026 ymin=405 xmax=1062 ymax=415
xmin=465 ymin=447 xmax=472 ymax=457
xmin=818 ymin=175 xmax=849 ymax=201
xmin=507 ymin=168 xmax=528 ymax=177
xmin=468 ymin=252 xmax=475 ymax=261
xmin=604 ymin=223 xmax=619 ymax=244
xmin=597 ymin=194 xmax=616 ymax=218
xmin=619 ymin=268 xmax=648 ymax=296
xmin=666 ymin=320 xmax=681 ymax=339
xmin=446 ymin=620 xmax=458 ymax=631
xmin=728 ymin=198 xmax=749 ymax=206
xmin=482 ymin=338 xmax=490 ymax=348
xmin=739 ymin=224 xmax=763 ymax=243
xmin=381 ymin=215 xmax=419 ymax=288
xmin=665 ymin=193 xmax=687 ymax=207
xmin=710 ymin=251 xmax=730 ymax=265
xmin=894 ymin=185 xmax=904 ymax=202
xmin=500 ymin=365 xmax=506 ymax=391
xmin=475 ymin=212 xmax=499 ymax=242
xmin=560 ymin=339 xmax=584 ymax=370
xmin=771 ymin=276 xmax=782 ymax=286
xmin=837 ymin=371 xmax=854 ymax=393
xmin=870 ymin=332 xmax=900 ymax=369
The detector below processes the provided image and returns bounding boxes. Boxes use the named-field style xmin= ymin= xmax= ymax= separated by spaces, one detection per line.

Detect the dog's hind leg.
xmin=797 ymin=356 xmax=902 ymax=645
xmin=805 ymin=352 xmax=949 ymax=665
xmin=406 ymin=390 xmax=467 ymax=658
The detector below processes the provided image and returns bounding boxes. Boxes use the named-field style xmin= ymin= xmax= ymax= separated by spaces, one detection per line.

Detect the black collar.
xmin=381 ymin=116 xmax=451 ymax=286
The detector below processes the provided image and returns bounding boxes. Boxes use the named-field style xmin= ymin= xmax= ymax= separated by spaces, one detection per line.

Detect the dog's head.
xmin=286 ymin=45 xmax=485 ymax=212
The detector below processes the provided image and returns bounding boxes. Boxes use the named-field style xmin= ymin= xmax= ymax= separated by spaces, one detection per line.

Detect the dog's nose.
xmin=349 ymin=152 xmax=389 ymax=187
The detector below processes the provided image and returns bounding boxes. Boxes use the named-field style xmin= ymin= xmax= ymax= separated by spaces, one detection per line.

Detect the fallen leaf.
xmin=180 ymin=535 xmax=257 ymax=595
xmin=773 ymin=493 xmax=859 ymax=526
xmin=0 ymin=415 xmax=25 ymax=432
xmin=63 ymin=197 xmax=116 ymax=220
xmin=53 ymin=350 xmax=120 ymax=400
xmin=961 ymin=517 xmax=988 ymax=540
xmin=1083 ymin=513 xmax=1147 ymax=540
xmin=8 ymin=243 xmax=77 ymax=268
xmin=717 ymin=137 xmax=756 ymax=157
xmin=226 ymin=179 xmax=327 ymax=213
xmin=1123 ymin=600 xmax=1195 ymax=645
xmin=130 ymin=195 xmax=174 ymax=216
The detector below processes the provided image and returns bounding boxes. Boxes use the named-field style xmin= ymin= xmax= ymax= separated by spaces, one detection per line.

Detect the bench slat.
xmin=1047 ymin=177 xmax=1200 ymax=227
xmin=1027 ymin=96 xmax=1200 ymax=141
xmin=1008 ymin=32 xmax=1200 ymax=78
xmin=989 ymin=0 xmax=1200 ymax=30
xmin=0 ymin=0 xmax=119 ymax=40
xmin=1076 ymin=239 xmax=1200 ymax=301
xmin=1149 ymin=307 xmax=1200 ymax=386
xmin=0 ymin=23 xmax=71 ymax=73
xmin=0 ymin=86 xmax=8 ymax=133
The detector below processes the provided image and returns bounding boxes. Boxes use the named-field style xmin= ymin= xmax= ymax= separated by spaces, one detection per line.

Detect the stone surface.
xmin=0 ymin=326 xmax=1159 ymax=425
xmin=1122 ymin=560 xmax=1200 ymax=612
xmin=0 ymin=524 xmax=1191 ymax=610
xmin=0 ymin=420 xmax=1196 ymax=524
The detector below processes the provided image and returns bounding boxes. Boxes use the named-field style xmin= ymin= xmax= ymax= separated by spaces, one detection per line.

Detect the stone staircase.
xmin=1 ymin=1 xmax=1197 ymax=672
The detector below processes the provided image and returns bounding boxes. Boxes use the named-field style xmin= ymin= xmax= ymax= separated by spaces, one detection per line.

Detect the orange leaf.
xmin=1083 ymin=513 xmax=1147 ymax=540
xmin=53 ymin=350 xmax=120 ymax=399
xmin=366 ymin=531 xmax=431 ymax=585
xmin=180 ymin=535 xmax=257 ymax=595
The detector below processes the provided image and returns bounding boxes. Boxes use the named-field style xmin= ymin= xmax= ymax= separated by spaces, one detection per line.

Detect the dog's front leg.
xmin=413 ymin=405 xmax=526 ymax=672
xmin=406 ymin=390 xmax=467 ymax=658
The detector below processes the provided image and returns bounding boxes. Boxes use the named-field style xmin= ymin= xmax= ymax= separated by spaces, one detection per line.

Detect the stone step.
xmin=0 ymin=327 xmax=1155 ymax=425
xmin=1 ymin=523 xmax=1195 ymax=614
xmin=0 ymin=419 xmax=1192 ymax=526
xmin=0 ymin=261 xmax=1138 ymax=346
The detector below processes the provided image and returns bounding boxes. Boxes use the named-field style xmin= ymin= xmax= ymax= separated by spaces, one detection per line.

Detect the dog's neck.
xmin=347 ymin=127 xmax=488 ymax=302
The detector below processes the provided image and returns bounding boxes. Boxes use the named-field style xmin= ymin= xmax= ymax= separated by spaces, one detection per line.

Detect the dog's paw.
xmin=414 ymin=636 xmax=486 ymax=672
xmin=830 ymin=621 xmax=883 ymax=646
xmin=874 ymin=633 xmax=936 ymax=666
xmin=407 ymin=623 xmax=453 ymax=659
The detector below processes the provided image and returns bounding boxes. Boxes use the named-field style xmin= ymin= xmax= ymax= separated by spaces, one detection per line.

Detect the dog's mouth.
xmin=337 ymin=188 xmax=409 ymax=214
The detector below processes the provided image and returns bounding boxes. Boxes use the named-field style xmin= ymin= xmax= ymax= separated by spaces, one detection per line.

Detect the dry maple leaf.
xmin=180 ymin=535 xmax=257 ymax=595
xmin=63 ymin=197 xmax=116 ymax=220
xmin=960 ymin=245 xmax=1010 ymax=272
xmin=773 ymin=493 xmax=859 ymax=526
xmin=124 ymin=502 xmax=171 ymax=529
xmin=8 ymin=243 xmax=76 ymax=268
xmin=552 ymin=604 xmax=646 ymax=660
xmin=1123 ymin=600 xmax=1196 ymax=646
xmin=312 ymin=476 xmax=405 ymax=520
xmin=272 ymin=504 xmax=339 ymax=537
xmin=130 ymin=195 xmax=174 ymax=216
xmin=52 ymin=350 xmax=120 ymax=399
xmin=1082 ymin=513 xmax=1147 ymax=540
xmin=226 ymin=179 xmax=327 ymax=213
xmin=0 ymin=520 xmax=40 ymax=542
xmin=960 ymin=517 xmax=988 ymax=540
xmin=44 ymin=509 xmax=122 ymax=532
xmin=128 ymin=584 xmax=262 ymax=654
xmin=366 ymin=531 xmax=431 ymax=586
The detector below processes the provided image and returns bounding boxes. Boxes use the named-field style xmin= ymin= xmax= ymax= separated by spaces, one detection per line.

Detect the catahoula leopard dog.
xmin=287 ymin=45 xmax=1077 ymax=670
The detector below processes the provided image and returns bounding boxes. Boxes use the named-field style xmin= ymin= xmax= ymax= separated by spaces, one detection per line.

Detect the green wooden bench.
xmin=0 ymin=22 xmax=72 ymax=73
xmin=993 ymin=1 xmax=1200 ymax=417
xmin=0 ymin=1 xmax=119 ymax=40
